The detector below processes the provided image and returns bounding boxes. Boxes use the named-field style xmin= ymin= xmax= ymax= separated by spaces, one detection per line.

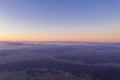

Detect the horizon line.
xmin=0 ymin=40 xmax=120 ymax=43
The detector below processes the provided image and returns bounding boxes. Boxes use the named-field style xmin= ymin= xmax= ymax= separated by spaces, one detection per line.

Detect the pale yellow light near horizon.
xmin=0 ymin=32 xmax=120 ymax=42
xmin=0 ymin=17 xmax=120 ymax=42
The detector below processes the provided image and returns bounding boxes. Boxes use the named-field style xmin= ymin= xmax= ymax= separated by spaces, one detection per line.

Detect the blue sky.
xmin=0 ymin=0 xmax=120 ymax=42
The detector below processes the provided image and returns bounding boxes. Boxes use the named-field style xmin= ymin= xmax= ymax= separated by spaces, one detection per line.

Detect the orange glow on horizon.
xmin=0 ymin=34 xmax=120 ymax=42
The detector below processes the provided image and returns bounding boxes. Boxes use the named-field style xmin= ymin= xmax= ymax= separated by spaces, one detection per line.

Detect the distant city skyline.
xmin=0 ymin=0 xmax=120 ymax=42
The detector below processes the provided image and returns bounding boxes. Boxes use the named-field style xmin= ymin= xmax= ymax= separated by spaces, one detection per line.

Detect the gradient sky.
xmin=0 ymin=0 xmax=120 ymax=42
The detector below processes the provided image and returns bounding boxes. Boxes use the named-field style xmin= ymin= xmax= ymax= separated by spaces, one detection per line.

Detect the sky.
xmin=0 ymin=0 xmax=120 ymax=42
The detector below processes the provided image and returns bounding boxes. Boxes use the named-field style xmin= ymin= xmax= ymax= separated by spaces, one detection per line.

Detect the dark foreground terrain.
xmin=0 ymin=41 xmax=120 ymax=80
